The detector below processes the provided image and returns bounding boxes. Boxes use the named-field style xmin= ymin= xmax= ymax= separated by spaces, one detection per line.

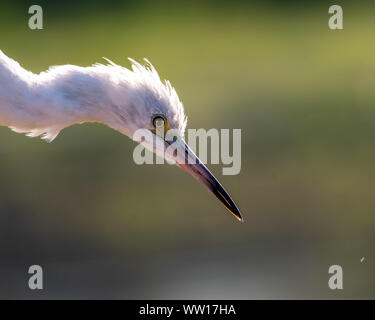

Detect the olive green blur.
xmin=0 ymin=0 xmax=374 ymax=298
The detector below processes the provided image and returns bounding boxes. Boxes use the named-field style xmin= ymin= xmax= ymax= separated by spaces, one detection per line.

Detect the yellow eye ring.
xmin=152 ymin=113 xmax=170 ymax=132
xmin=152 ymin=114 xmax=166 ymax=127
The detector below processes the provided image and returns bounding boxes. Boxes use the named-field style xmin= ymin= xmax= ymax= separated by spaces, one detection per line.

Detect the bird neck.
xmin=0 ymin=51 xmax=105 ymax=141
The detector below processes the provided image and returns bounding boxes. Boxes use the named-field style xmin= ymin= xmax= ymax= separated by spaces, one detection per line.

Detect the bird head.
xmin=104 ymin=59 xmax=243 ymax=222
xmin=85 ymin=58 xmax=243 ymax=222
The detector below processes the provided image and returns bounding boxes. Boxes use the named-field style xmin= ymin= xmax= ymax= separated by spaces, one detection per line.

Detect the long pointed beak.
xmin=165 ymin=138 xmax=244 ymax=222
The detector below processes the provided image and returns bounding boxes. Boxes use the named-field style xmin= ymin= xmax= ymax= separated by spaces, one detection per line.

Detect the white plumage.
xmin=0 ymin=50 xmax=186 ymax=142
xmin=0 ymin=49 xmax=243 ymax=222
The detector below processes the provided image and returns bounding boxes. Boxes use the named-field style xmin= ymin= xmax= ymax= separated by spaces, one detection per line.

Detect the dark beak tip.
xmin=235 ymin=212 xmax=245 ymax=223
xmin=229 ymin=207 xmax=244 ymax=223
xmin=176 ymin=141 xmax=244 ymax=224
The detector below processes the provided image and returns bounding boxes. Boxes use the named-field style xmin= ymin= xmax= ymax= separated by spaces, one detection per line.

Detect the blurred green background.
xmin=0 ymin=0 xmax=374 ymax=299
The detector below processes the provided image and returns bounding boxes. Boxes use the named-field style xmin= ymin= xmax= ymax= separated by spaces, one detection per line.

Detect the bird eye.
xmin=151 ymin=114 xmax=171 ymax=137
xmin=152 ymin=114 xmax=168 ymax=129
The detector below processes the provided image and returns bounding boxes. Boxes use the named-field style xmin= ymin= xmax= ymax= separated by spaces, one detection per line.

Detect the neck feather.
xmin=0 ymin=51 xmax=110 ymax=141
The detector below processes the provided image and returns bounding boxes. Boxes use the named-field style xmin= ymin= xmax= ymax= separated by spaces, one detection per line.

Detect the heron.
xmin=0 ymin=50 xmax=243 ymax=222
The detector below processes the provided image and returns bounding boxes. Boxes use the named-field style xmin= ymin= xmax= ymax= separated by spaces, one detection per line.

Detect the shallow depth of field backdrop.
xmin=0 ymin=0 xmax=374 ymax=299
